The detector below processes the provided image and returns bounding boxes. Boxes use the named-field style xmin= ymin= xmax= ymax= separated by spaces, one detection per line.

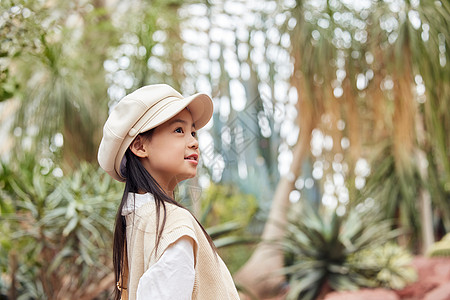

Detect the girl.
xmin=98 ymin=84 xmax=240 ymax=300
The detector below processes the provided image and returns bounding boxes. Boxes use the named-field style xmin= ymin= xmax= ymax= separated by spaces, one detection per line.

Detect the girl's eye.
xmin=191 ymin=131 xmax=196 ymax=138
xmin=175 ymin=127 xmax=184 ymax=133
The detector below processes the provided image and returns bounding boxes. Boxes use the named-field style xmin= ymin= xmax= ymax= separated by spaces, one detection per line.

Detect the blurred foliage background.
xmin=0 ymin=0 xmax=449 ymax=299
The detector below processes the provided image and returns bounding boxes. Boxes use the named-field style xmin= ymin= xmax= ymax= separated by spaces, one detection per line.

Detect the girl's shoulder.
xmin=132 ymin=200 xmax=197 ymax=230
xmin=134 ymin=199 xmax=192 ymax=216
xmin=165 ymin=202 xmax=198 ymax=227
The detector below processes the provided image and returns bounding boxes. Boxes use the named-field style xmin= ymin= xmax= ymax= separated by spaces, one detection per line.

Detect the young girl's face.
xmin=135 ymin=108 xmax=200 ymax=193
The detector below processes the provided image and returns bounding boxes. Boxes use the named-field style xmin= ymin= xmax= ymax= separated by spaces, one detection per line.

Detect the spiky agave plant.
xmin=0 ymin=155 xmax=122 ymax=299
xmin=348 ymin=242 xmax=417 ymax=290
xmin=427 ymin=233 xmax=450 ymax=257
xmin=281 ymin=204 xmax=403 ymax=300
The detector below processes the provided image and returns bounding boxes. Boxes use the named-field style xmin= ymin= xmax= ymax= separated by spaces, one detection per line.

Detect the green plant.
xmin=200 ymin=183 xmax=258 ymax=227
xmin=0 ymin=154 xmax=122 ymax=299
xmin=427 ymin=233 xmax=450 ymax=257
xmin=281 ymin=204 xmax=404 ymax=300
xmin=198 ymin=183 xmax=259 ymax=273
xmin=348 ymin=243 xmax=417 ymax=290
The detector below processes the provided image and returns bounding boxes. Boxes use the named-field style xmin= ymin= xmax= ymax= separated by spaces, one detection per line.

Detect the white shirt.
xmin=123 ymin=193 xmax=196 ymax=299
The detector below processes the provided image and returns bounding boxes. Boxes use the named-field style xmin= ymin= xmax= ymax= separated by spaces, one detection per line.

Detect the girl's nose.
xmin=188 ymin=135 xmax=199 ymax=149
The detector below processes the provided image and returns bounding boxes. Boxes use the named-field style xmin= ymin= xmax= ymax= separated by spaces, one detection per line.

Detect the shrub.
xmin=0 ymin=155 xmax=122 ymax=299
xmin=348 ymin=242 xmax=417 ymax=290
xmin=200 ymin=183 xmax=259 ymax=273
xmin=281 ymin=204 xmax=415 ymax=300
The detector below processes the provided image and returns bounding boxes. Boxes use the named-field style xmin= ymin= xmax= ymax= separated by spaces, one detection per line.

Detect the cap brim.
xmin=140 ymin=93 xmax=213 ymax=133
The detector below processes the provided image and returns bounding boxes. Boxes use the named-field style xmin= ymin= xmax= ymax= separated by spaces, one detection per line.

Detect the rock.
xmin=324 ymin=288 xmax=400 ymax=300
xmin=319 ymin=257 xmax=450 ymax=300
xmin=412 ymin=256 xmax=450 ymax=280
xmin=396 ymin=256 xmax=450 ymax=299
xmin=434 ymin=261 xmax=450 ymax=279
xmin=395 ymin=277 xmax=439 ymax=299
xmin=424 ymin=282 xmax=450 ymax=300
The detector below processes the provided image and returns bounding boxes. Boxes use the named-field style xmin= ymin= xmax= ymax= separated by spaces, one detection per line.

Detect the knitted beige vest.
xmin=125 ymin=201 xmax=240 ymax=300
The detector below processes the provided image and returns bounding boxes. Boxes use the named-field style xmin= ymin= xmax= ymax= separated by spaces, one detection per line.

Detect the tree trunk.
xmin=416 ymin=112 xmax=434 ymax=253
xmin=419 ymin=187 xmax=434 ymax=253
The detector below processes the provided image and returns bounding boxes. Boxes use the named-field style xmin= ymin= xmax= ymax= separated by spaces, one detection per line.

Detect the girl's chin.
xmin=176 ymin=172 xmax=197 ymax=182
xmin=186 ymin=172 xmax=197 ymax=179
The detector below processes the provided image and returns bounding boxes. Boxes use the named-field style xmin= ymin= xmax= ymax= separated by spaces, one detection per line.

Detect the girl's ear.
xmin=129 ymin=135 xmax=149 ymax=158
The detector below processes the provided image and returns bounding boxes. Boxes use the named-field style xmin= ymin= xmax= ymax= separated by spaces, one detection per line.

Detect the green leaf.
xmin=62 ymin=216 xmax=78 ymax=237
xmin=206 ymin=221 xmax=242 ymax=239
xmin=286 ymin=269 xmax=325 ymax=300
xmin=213 ymin=236 xmax=258 ymax=248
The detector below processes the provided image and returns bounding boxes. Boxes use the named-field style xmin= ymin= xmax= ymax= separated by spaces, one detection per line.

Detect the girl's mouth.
xmin=184 ymin=154 xmax=198 ymax=162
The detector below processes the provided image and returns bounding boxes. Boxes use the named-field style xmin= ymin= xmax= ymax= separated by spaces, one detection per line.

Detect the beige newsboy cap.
xmin=98 ymin=84 xmax=213 ymax=182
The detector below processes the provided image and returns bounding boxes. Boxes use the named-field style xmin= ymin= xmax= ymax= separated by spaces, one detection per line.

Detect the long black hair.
xmin=112 ymin=130 xmax=216 ymax=300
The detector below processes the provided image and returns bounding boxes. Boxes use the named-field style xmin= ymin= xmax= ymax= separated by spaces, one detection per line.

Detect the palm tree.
xmin=360 ymin=0 xmax=450 ymax=250
xmin=4 ymin=0 xmax=119 ymax=167
xmin=235 ymin=0 xmax=450 ymax=298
